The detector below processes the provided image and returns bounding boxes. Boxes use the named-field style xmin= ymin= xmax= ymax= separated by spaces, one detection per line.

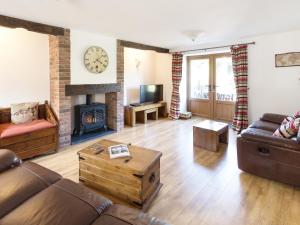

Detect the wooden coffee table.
xmin=193 ymin=120 xmax=229 ymax=152
xmin=78 ymin=139 xmax=162 ymax=211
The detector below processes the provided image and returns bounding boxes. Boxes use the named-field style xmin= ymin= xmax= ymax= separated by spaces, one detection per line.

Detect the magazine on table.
xmin=108 ymin=144 xmax=130 ymax=159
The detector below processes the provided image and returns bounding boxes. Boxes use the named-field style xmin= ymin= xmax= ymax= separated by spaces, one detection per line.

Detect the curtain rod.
xmin=179 ymin=41 xmax=256 ymax=53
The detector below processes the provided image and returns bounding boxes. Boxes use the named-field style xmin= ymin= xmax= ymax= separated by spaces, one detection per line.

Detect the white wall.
xmin=124 ymin=48 xmax=156 ymax=105
xmin=124 ymin=47 xmax=172 ymax=111
xmin=71 ymin=29 xmax=117 ymax=85
xmin=247 ymin=30 xmax=300 ymax=122
xmin=0 ymin=27 xmax=49 ymax=107
xmin=154 ymin=52 xmax=172 ymax=112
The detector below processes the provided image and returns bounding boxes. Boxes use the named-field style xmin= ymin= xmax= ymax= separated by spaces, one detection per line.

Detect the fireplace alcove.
xmin=65 ymin=83 xmax=121 ymax=144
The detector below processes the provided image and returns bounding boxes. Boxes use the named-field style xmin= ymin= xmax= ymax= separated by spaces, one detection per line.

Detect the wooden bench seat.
xmin=0 ymin=101 xmax=58 ymax=159
xmin=0 ymin=119 xmax=55 ymax=138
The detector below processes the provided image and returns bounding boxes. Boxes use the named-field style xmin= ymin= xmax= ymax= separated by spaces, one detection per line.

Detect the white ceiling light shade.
xmin=181 ymin=30 xmax=205 ymax=43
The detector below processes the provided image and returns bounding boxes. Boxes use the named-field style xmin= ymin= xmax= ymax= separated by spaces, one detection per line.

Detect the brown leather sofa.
xmin=0 ymin=149 xmax=169 ymax=225
xmin=237 ymin=113 xmax=300 ymax=186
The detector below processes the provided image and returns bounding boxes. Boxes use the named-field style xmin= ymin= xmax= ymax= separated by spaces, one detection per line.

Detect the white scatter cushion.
xmin=11 ymin=102 xmax=38 ymax=124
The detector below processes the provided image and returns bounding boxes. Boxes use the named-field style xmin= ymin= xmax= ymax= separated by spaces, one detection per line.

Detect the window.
xmin=215 ymin=57 xmax=236 ymax=101
xmin=189 ymin=58 xmax=210 ymax=99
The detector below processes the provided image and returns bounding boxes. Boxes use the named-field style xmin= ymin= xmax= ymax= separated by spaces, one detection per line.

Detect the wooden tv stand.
xmin=125 ymin=102 xmax=167 ymax=127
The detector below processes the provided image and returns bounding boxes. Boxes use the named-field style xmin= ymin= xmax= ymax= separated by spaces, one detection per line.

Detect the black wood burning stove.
xmin=73 ymin=94 xmax=107 ymax=136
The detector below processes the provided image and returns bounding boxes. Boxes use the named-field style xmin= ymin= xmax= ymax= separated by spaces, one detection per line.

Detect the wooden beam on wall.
xmin=0 ymin=15 xmax=65 ymax=36
xmin=65 ymin=84 xmax=121 ymax=96
xmin=120 ymin=40 xmax=169 ymax=53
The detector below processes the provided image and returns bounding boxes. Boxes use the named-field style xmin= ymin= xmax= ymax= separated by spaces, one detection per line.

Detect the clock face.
xmin=84 ymin=46 xmax=109 ymax=73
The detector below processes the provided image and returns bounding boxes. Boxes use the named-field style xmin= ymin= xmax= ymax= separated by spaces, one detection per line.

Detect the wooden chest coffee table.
xmin=193 ymin=120 xmax=229 ymax=152
xmin=78 ymin=139 xmax=162 ymax=211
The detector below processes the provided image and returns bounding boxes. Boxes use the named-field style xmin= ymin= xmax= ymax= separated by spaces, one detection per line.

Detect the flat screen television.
xmin=140 ymin=84 xmax=163 ymax=103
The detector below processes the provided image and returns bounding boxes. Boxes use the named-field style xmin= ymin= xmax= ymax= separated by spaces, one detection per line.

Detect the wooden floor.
xmin=32 ymin=117 xmax=300 ymax=225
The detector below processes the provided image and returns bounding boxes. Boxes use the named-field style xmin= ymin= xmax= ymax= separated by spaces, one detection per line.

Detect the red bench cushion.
xmin=0 ymin=119 xmax=55 ymax=139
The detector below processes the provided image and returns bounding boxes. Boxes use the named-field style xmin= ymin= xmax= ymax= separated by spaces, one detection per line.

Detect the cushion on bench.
xmin=0 ymin=119 xmax=55 ymax=139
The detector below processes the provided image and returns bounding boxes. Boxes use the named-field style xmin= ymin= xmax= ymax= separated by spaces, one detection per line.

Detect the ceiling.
xmin=1 ymin=0 xmax=300 ymax=50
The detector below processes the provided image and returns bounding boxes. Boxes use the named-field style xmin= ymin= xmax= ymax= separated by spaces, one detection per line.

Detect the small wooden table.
xmin=193 ymin=120 xmax=229 ymax=152
xmin=78 ymin=139 xmax=162 ymax=211
xmin=124 ymin=101 xmax=167 ymax=126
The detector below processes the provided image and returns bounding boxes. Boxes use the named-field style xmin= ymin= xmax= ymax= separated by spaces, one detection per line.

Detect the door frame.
xmin=187 ymin=52 xmax=235 ymax=121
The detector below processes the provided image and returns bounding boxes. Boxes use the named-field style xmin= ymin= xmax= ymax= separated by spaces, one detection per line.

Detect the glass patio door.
xmin=188 ymin=55 xmax=214 ymax=118
xmin=188 ymin=53 xmax=235 ymax=121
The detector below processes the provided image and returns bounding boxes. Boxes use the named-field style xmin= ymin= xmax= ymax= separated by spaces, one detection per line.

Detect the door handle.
xmin=208 ymin=85 xmax=216 ymax=92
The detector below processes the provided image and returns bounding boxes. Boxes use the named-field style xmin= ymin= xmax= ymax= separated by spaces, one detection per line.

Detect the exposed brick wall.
xmin=116 ymin=40 xmax=125 ymax=130
xmin=105 ymin=40 xmax=124 ymax=131
xmin=49 ymin=35 xmax=124 ymax=147
xmin=49 ymin=29 xmax=71 ymax=147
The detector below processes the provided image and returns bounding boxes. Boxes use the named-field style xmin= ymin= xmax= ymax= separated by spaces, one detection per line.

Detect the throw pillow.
xmin=294 ymin=111 xmax=300 ymax=118
xmin=283 ymin=111 xmax=300 ymax=124
xmin=273 ymin=118 xmax=300 ymax=139
xmin=282 ymin=116 xmax=294 ymax=124
xmin=11 ymin=102 xmax=38 ymax=124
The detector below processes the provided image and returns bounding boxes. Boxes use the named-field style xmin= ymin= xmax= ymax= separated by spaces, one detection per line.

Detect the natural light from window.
xmin=190 ymin=59 xmax=209 ymax=99
xmin=216 ymin=57 xmax=236 ymax=101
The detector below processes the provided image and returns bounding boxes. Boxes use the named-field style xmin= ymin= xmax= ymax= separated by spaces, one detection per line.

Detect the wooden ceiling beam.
xmin=0 ymin=15 xmax=65 ymax=36
xmin=120 ymin=40 xmax=169 ymax=53
xmin=65 ymin=84 xmax=121 ymax=96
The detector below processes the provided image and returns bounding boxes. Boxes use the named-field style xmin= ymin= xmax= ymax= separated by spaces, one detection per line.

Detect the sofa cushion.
xmin=249 ymin=120 xmax=279 ymax=132
xmin=0 ymin=162 xmax=61 ymax=218
xmin=260 ymin=113 xmax=287 ymax=125
xmin=1 ymin=179 xmax=112 ymax=225
xmin=0 ymin=119 xmax=55 ymax=139
xmin=11 ymin=102 xmax=38 ymax=124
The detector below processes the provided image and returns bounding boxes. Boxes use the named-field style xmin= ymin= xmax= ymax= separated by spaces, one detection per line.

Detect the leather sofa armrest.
xmin=0 ymin=149 xmax=21 ymax=172
xmin=260 ymin=113 xmax=287 ymax=125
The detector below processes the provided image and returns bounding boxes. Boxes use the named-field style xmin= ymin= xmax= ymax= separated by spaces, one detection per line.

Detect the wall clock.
xmin=84 ymin=46 xmax=109 ymax=73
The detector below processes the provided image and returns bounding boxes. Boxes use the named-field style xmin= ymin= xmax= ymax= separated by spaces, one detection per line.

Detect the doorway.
xmin=187 ymin=53 xmax=236 ymax=122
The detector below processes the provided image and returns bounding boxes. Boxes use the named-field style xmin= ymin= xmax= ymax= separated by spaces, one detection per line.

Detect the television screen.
xmin=140 ymin=85 xmax=163 ymax=103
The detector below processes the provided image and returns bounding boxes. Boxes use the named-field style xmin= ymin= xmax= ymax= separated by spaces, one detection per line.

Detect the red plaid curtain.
xmin=169 ymin=53 xmax=183 ymax=119
xmin=231 ymin=45 xmax=248 ymax=133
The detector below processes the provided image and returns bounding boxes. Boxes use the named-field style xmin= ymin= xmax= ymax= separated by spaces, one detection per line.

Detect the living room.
xmin=0 ymin=1 xmax=300 ymax=225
